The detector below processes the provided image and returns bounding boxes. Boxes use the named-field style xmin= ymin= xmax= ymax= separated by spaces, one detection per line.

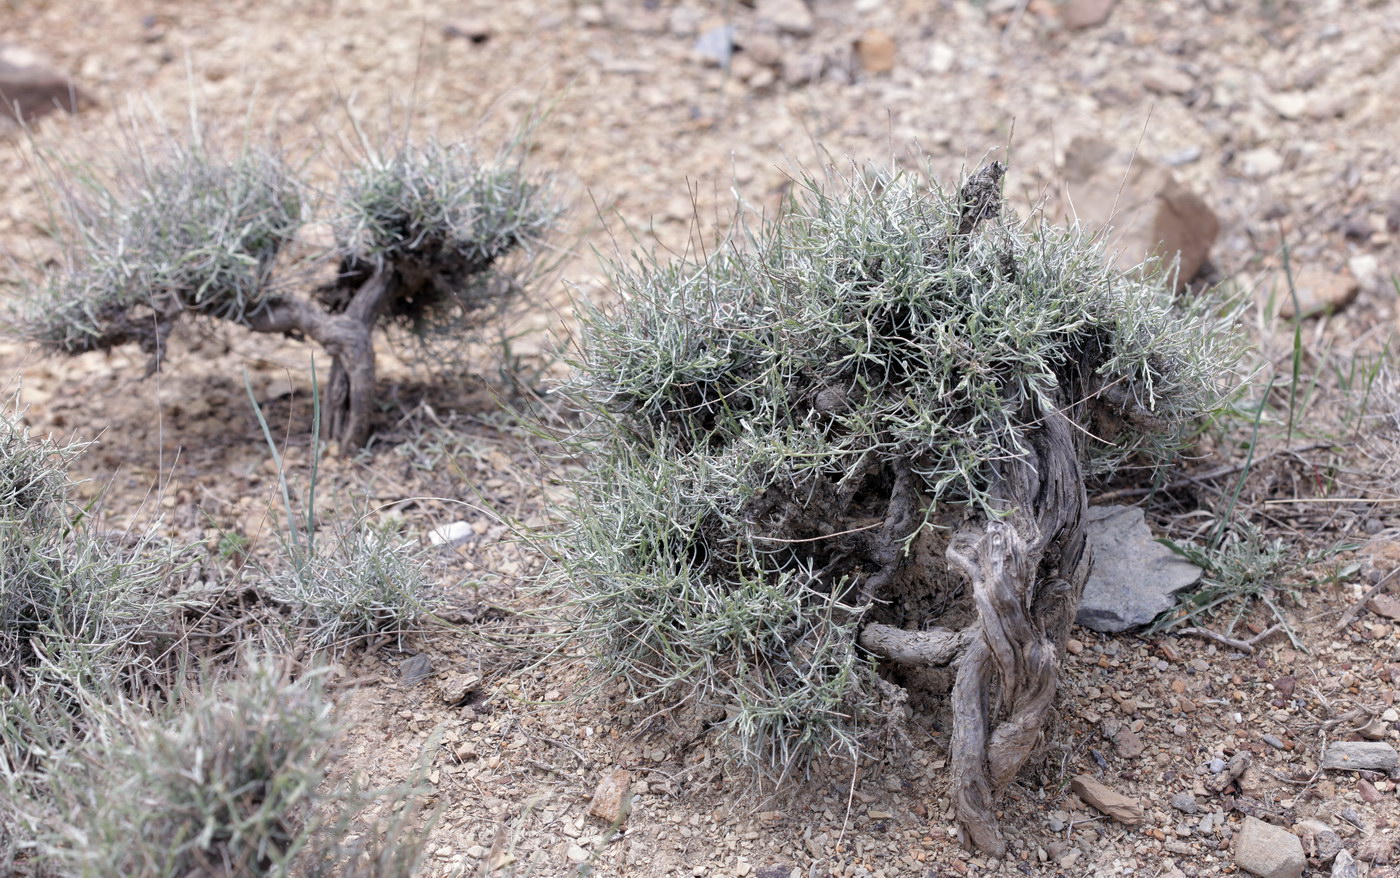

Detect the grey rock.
xmin=1233 ymin=816 xmax=1305 ymax=878
xmin=398 ymin=653 xmax=433 ymax=684
xmin=1262 ymin=734 xmax=1286 ymax=750
xmin=1331 ymin=850 xmax=1360 ymax=878
xmin=1321 ymin=741 xmax=1398 ymax=772
xmin=1207 ymin=758 xmax=1228 ymax=774
xmin=1171 ymin=792 xmax=1200 ymax=815
xmin=693 ymin=24 xmax=735 ymax=67
xmin=1075 ymin=505 xmax=1202 ymax=632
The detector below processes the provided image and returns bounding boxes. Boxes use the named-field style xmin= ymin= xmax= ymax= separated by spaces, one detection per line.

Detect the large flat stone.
xmin=1057 ymin=135 xmax=1220 ymax=289
xmin=1075 ymin=505 xmax=1202 ymax=633
xmin=1234 ymin=816 xmax=1304 ymax=878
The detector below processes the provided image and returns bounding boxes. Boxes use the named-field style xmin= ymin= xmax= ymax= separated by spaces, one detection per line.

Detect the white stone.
xmin=428 ymin=520 xmax=473 ymax=546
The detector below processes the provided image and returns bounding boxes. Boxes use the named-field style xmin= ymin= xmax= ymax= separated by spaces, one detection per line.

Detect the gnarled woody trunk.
xmin=860 ymin=403 xmax=1089 ymax=856
xmin=244 ymin=267 xmax=393 ymax=450
xmin=844 ymin=164 xmax=1095 ymax=854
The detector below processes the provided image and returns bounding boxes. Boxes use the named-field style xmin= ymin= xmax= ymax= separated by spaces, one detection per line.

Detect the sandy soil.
xmin=3 ymin=0 xmax=1400 ymax=875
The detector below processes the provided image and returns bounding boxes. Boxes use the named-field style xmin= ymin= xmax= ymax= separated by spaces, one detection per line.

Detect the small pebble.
xmin=1066 ymin=639 xmax=1084 ymax=655
xmin=1262 ymin=734 xmax=1286 ymax=750
xmin=1207 ymin=758 xmax=1227 ymax=774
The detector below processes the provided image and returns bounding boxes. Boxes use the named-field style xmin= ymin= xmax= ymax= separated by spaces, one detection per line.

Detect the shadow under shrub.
xmin=553 ymin=161 xmax=1242 ymax=852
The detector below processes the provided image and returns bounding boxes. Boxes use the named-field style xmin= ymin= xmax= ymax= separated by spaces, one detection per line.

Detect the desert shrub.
xmin=268 ymin=521 xmax=440 ymax=656
xmin=30 ymin=660 xmax=428 ymax=878
xmin=0 ymin=411 xmax=173 ymax=743
xmin=23 ymin=146 xmax=300 ymax=362
xmin=330 ymin=141 xmax=553 ymax=336
xmin=10 ymin=133 xmax=557 ymax=451
xmin=555 ymin=162 xmax=1241 ymax=852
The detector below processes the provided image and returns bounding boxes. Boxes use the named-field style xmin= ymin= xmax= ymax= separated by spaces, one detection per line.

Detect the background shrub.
xmin=9 ymin=131 xmax=557 ymax=450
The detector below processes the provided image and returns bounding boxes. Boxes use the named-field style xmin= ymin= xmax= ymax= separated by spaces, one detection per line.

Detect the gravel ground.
xmin=2 ymin=0 xmax=1399 ymax=875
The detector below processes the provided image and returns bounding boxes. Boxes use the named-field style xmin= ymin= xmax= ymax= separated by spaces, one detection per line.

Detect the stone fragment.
xmin=668 ymin=5 xmax=704 ymax=36
xmin=443 ymin=21 xmax=493 ymax=43
xmin=1240 ymin=148 xmax=1285 ymax=179
xmin=1075 ymin=505 xmax=1203 ymax=633
xmin=1234 ymin=816 xmax=1305 ymax=878
xmin=756 ymin=0 xmax=814 ymax=36
xmin=0 ymin=42 xmax=93 ymax=123
xmin=1349 ymin=253 xmax=1382 ymax=295
xmin=1170 ymin=792 xmax=1200 ymax=815
xmin=1322 ymin=741 xmax=1399 ymax=772
xmin=588 ymin=768 xmax=632 ymax=824
xmin=398 ymin=653 xmax=433 ymax=684
xmin=428 ymin=520 xmax=473 ymax=547
xmin=1058 ymin=136 xmax=1220 ymax=289
xmin=566 ymin=844 xmax=590 ymax=864
xmin=1360 ymin=836 xmax=1395 ymax=864
xmin=1331 ymin=850 xmax=1360 ymax=878
xmin=1307 ymin=93 xmax=1348 ymax=120
xmin=1293 ymin=819 xmax=1343 ymax=864
xmin=1143 ymin=66 xmax=1194 ymax=96
xmin=781 ymin=52 xmax=824 ymax=86
xmin=1358 ymin=778 xmax=1384 ymax=803
xmin=1059 ymin=0 xmax=1116 ymax=29
xmin=1113 ymin=728 xmax=1144 ymax=758
xmin=739 ymin=32 xmax=783 ymax=68
xmin=855 ymin=30 xmax=895 ymax=74
xmin=1070 ymin=775 xmax=1143 ymax=825
xmin=694 ymin=24 xmax=735 ymax=67
xmin=1272 ymin=268 xmax=1359 ymax=319
xmin=1265 ymin=92 xmax=1309 ymax=120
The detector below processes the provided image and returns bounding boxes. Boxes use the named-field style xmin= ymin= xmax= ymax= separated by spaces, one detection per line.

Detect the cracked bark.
xmin=859 ymin=405 xmax=1089 ymax=856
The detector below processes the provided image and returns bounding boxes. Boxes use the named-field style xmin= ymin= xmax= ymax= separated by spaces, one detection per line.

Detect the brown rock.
xmin=1361 ymin=837 xmax=1396 ymax=865
xmin=588 ymin=768 xmax=632 ymax=824
xmin=739 ymin=32 xmax=784 ymax=68
xmin=0 ymin=42 xmax=93 ymax=123
xmin=1113 ymin=728 xmax=1144 ymax=758
xmin=1070 ymin=775 xmax=1143 ymax=825
xmin=1271 ymin=268 xmax=1359 ymax=320
xmin=1358 ymin=779 xmax=1384 ymax=804
xmin=1059 ymin=0 xmax=1116 ymax=30
xmin=1143 ymin=66 xmax=1194 ymax=96
xmin=855 ymin=30 xmax=896 ymax=74
xmin=1367 ymin=594 xmax=1400 ymax=620
xmin=1058 ymin=136 xmax=1220 ymax=288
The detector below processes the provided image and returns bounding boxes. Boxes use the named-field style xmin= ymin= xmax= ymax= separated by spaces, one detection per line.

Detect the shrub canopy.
xmin=557 ymin=163 xmax=1239 ymax=768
